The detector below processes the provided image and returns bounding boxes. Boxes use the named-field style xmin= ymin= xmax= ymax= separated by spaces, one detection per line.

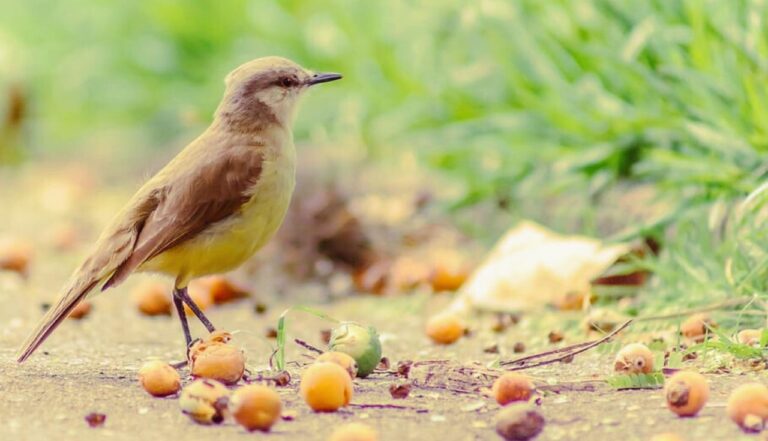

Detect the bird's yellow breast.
xmin=142 ymin=141 xmax=296 ymax=286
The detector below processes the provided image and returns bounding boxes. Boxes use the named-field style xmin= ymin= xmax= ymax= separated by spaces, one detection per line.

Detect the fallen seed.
xmin=84 ymin=412 xmax=106 ymax=428
xmin=389 ymin=383 xmax=412 ymax=399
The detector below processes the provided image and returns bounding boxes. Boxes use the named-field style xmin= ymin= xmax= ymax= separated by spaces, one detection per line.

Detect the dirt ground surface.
xmin=0 ymin=170 xmax=765 ymax=441
xmin=0 ymin=286 xmax=764 ymax=441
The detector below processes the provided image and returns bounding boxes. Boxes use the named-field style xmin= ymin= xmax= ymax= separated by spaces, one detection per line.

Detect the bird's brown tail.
xmin=16 ymin=275 xmax=99 ymax=363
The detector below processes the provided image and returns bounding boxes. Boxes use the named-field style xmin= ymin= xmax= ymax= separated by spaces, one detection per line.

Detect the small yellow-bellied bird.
xmin=17 ymin=57 xmax=342 ymax=362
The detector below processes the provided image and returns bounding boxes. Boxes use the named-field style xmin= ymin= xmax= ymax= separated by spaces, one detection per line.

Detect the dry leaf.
xmin=449 ymin=221 xmax=630 ymax=313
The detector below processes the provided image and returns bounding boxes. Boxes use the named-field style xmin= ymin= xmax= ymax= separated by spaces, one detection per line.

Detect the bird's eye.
xmin=279 ymin=77 xmax=298 ymax=88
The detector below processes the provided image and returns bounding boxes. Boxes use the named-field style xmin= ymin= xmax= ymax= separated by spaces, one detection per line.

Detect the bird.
xmin=16 ymin=56 xmax=342 ymax=362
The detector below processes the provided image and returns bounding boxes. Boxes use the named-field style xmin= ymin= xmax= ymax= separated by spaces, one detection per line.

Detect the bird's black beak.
xmin=308 ymin=72 xmax=343 ymax=86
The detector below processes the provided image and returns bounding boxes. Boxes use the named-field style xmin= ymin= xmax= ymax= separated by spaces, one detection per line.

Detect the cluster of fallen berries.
xmin=593 ymin=314 xmax=768 ymax=439
xmin=616 ymin=341 xmax=768 ymax=439
xmin=133 ymin=276 xmax=249 ymax=317
xmin=424 ymin=308 xmax=768 ymax=440
xmin=491 ymin=373 xmax=543 ymax=440
xmin=137 ymin=325 xmax=380 ymax=440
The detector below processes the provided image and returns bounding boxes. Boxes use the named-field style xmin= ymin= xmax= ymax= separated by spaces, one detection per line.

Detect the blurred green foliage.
xmin=1 ymin=0 xmax=767 ymax=214
xmin=2 ymin=0 xmax=767 ymax=352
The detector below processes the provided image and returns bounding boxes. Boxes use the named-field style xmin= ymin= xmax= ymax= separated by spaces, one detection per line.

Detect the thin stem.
xmin=636 ymin=298 xmax=754 ymax=322
xmin=501 ymin=320 xmax=633 ymax=370
xmin=294 ymin=338 xmax=324 ymax=354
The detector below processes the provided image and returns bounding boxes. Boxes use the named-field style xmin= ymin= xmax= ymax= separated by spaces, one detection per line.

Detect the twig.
xmin=499 ymin=341 xmax=594 ymax=366
xmin=349 ymin=403 xmax=429 ymax=413
xmin=367 ymin=370 xmax=400 ymax=377
xmin=501 ymin=320 xmax=633 ymax=370
xmin=268 ymin=348 xmax=277 ymax=370
xmin=294 ymin=338 xmax=324 ymax=354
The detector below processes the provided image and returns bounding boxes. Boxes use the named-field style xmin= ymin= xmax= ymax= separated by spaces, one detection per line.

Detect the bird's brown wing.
xmin=102 ymin=145 xmax=264 ymax=289
xmin=16 ymin=187 xmax=164 ymax=362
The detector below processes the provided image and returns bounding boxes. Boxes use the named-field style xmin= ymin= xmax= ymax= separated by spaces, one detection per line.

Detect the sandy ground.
xmin=0 ymin=169 xmax=764 ymax=441
xmin=0 ymin=280 xmax=763 ymax=441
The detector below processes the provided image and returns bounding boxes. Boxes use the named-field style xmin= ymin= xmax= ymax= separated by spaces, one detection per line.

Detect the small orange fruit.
xmin=138 ymin=360 xmax=181 ymax=397
xmin=0 ymin=237 xmax=33 ymax=277
xmin=429 ymin=264 xmax=469 ymax=292
xmin=727 ymin=383 xmax=768 ymax=431
xmin=492 ymin=373 xmax=534 ymax=405
xmin=300 ymin=362 xmax=353 ymax=412
xmin=495 ymin=403 xmax=545 ymax=441
xmin=352 ymin=260 xmax=390 ymax=295
xmin=736 ymin=329 xmax=762 ymax=346
xmin=316 ymin=351 xmax=359 ymax=379
xmin=184 ymin=284 xmax=213 ymax=317
xmin=188 ymin=331 xmax=245 ymax=385
xmin=133 ymin=281 xmax=171 ymax=316
xmin=681 ymin=313 xmax=716 ymax=342
xmin=196 ymin=275 xmax=249 ymax=304
xmin=554 ymin=291 xmax=593 ymax=311
xmin=179 ymin=379 xmax=230 ymax=424
xmin=664 ymin=371 xmax=709 ymax=417
xmin=229 ymin=384 xmax=282 ymax=432
xmin=328 ymin=422 xmax=378 ymax=441
xmin=389 ymin=256 xmax=431 ymax=292
xmin=68 ymin=301 xmax=92 ymax=319
xmin=613 ymin=343 xmax=654 ymax=374
xmin=425 ymin=313 xmax=465 ymax=345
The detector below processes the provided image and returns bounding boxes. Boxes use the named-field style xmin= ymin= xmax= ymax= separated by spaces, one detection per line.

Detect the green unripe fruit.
xmin=328 ymin=322 xmax=382 ymax=378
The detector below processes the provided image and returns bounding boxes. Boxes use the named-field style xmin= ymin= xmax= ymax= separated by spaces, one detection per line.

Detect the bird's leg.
xmin=175 ymin=286 xmax=216 ymax=333
xmin=171 ymin=290 xmax=192 ymax=348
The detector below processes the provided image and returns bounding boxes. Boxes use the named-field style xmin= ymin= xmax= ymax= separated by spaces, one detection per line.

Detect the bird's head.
xmin=216 ymin=56 xmax=341 ymax=133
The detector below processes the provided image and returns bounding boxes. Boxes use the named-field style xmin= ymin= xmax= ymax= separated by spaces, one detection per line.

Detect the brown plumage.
xmin=104 ymin=145 xmax=266 ymax=289
xmin=17 ymin=57 xmax=342 ymax=362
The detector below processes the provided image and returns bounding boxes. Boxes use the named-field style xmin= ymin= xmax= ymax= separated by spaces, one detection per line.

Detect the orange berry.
xmin=300 ymin=362 xmax=353 ymax=412
xmin=138 ymin=361 xmax=181 ymax=397
xmin=184 ymin=284 xmax=213 ymax=317
xmin=389 ymin=256 xmax=431 ymax=292
xmin=492 ymin=373 xmax=534 ymax=405
xmin=736 ymin=329 xmax=762 ymax=346
xmin=727 ymin=383 xmax=768 ymax=431
xmin=316 ymin=351 xmax=359 ymax=379
xmin=554 ymin=291 xmax=593 ymax=311
xmin=196 ymin=275 xmax=249 ymax=304
xmin=613 ymin=343 xmax=654 ymax=374
xmin=429 ymin=264 xmax=469 ymax=292
xmin=68 ymin=301 xmax=91 ymax=319
xmin=229 ymin=384 xmax=282 ymax=432
xmin=681 ymin=313 xmax=716 ymax=342
xmin=352 ymin=260 xmax=390 ymax=295
xmin=495 ymin=403 xmax=545 ymax=441
xmin=664 ymin=371 xmax=709 ymax=417
xmin=0 ymin=237 xmax=33 ymax=276
xmin=133 ymin=281 xmax=171 ymax=316
xmin=188 ymin=331 xmax=245 ymax=385
xmin=425 ymin=313 xmax=465 ymax=345
xmin=179 ymin=379 xmax=230 ymax=424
